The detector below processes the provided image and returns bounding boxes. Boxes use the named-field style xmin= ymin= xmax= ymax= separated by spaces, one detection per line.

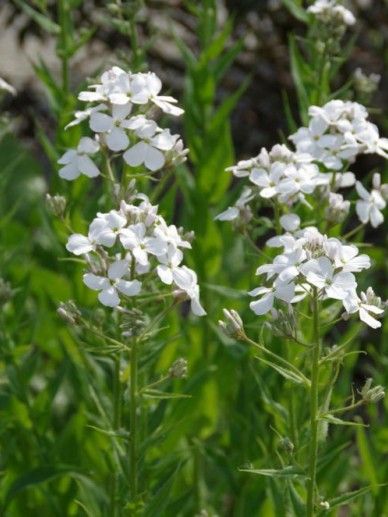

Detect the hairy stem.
xmin=307 ymin=289 xmax=320 ymax=516
xmin=130 ymin=339 xmax=139 ymax=500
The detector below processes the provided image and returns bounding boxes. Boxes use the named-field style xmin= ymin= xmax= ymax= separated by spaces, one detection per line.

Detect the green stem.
xmin=306 ymin=289 xmax=320 ymax=517
xmin=130 ymin=340 xmax=138 ymax=501
xmin=110 ymin=356 xmax=122 ymax=516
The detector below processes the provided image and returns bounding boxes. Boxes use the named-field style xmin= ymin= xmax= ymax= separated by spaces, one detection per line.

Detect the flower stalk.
xmin=130 ymin=339 xmax=139 ymax=501
xmin=307 ymin=288 xmax=321 ymax=516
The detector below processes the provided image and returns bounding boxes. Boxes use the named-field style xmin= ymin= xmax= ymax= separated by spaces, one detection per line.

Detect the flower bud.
xmin=361 ymin=378 xmax=385 ymax=403
xmin=45 ymin=193 xmax=67 ymax=218
xmin=218 ymin=309 xmax=245 ymax=340
xmin=353 ymin=68 xmax=380 ymax=98
xmin=319 ymin=501 xmax=330 ymax=510
xmin=57 ymin=300 xmax=81 ymax=326
xmin=325 ymin=192 xmax=350 ymax=224
xmin=279 ymin=437 xmax=294 ymax=454
xmin=169 ymin=358 xmax=188 ymax=379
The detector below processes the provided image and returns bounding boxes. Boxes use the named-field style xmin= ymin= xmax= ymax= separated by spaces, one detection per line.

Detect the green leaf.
xmin=289 ymin=35 xmax=309 ymax=122
xmin=145 ymin=465 xmax=181 ymax=517
xmin=13 ymin=0 xmax=60 ymax=34
xmin=326 ymin=486 xmax=372 ymax=511
xmin=282 ymin=0 xmax=308 ymax=23
xmin=320 ymin=414 xmax=368 ymax=427
xmin=240 ymin=465 xmax=306 ymax=479
xmin=356 ymin=423 xmax=379 ymax=495
xmin=4 ymin=466 xmax=83 ymax=507
xmin=143 ymin=389 xmax=192 ymax=400
xmin=287 ymin=481 xmax=306 ymax=516
xmin=255 ymin=356 xmax=307 ymax=385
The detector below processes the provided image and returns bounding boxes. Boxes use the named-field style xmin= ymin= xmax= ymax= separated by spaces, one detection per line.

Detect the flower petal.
xmin=83 ymin=273 xmax=110 ymax=291
xmin=250 ymin=293 xmax=274 ymax=315
xmin=77 ymin=155 xmax=100 ymax=178
xmin=59 ymin=162 xmax=80 ymax=181
xmin=106 ymin=126 xmax=129 ymax=152
xmin=108 ymin=260 xmax=129 ymax=280
xmin=123 ymin=142 xmax=147 ymax=167
xmin=66 ymin=234 xmax=93 ymax=255
xmin=116 ymin=279 xmax=141 ymax=296
xmin=144 ymin=145 xmax=165 ymax=171
xmin=99 ymin=286 xmax=120 ymax=307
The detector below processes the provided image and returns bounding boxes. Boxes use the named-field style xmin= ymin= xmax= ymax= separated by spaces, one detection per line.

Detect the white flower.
xmin=280 ymin=214 xmax=301 ymax=232
xmin=78 ymin=66 xmax=132 ymax=105
xmin=343 ymin=288 xmax=385 ymax=329
xmin=66 ymin=218 xmax=109 ymax=255
xmin=123 ymin=117 xmax=178 ymax=171
xmin=257 ymin=248 xmax=305 ymax=283
xmin=324 ymin=239 xmax=370 ymax=272
xmin=307 ymin=0 xmax=356 ymax=26
xmin=120 ymin=222 xmax=167 ymax=266
xmin=93 ymin=210 xmax=128 ymax=247
xmin=301 ymin=256 xmax=356 ymax=300
xmin=153 ymin=222 xmax=192 ymax=249
xmin=249 ymin=282 xmax=296 ymax=315
xmin=356 ymin=181 xmax=386 ymax=228
xmin=83 ymin=260 xmax=141 ymax=307
xmin=156 ymin=245 xmax=184 ymax=284
xmin=58 ymin=137 xmax=100 ymax=180
xmin=226 ymin=156 xmax=259 ymax=178
xmin=215 ymin=188 xmax=253 ymax=222
xmin=172 ymin=266 xmax=206 ymax=316
xmin=90 ymin=104 xmax=132 ymax=151
xmin=65 ymin=104 xmax=107 ymax=129
xmin=250 ymin=163 xmax=283 ymax=199
xmin=130 ymin=72 xmax=184 ymax=116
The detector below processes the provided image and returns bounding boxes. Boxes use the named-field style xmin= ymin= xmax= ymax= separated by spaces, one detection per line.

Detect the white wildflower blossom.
xmin=83 ymin=260 xmax=141 ymax=307
xmin=66 ymin=195 xmax=205 ymax=314
xmin=356 ymin=175 xmax=386 ymax=228
xmin=290 ymin=100 xmax=388 ymax=170
xmin=343 ymin=287 xmax=386 ymax=329
xmin=89 ymin=104 xmax=132 ymax=151
xmin=247 ymin=226 xmax=382 ymax=328
xmin=58 ymin=137 xmax=100 ymax=180
xmin=215 ymin=188 xmax=254 ymax=222
xmin=307 ymin=0 xmax=356 ymax=26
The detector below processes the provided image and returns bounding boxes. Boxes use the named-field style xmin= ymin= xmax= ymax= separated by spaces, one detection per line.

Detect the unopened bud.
xmin=319 ymin=500 xmax=330 ymax=510
xmin=169 ymin=358 xmax=188 ymax=379
xmin=361 ymin=378 xmax=385 ymax=403
xmin=57 ymin=300 xmax=81 ymax=326
xmin=219 ymin=308 xmax=245 ymax=339
xmin=46 ymin=193 xmax=66 ymax=218
xmin=279 ymin=437 xmax=294 ymax=454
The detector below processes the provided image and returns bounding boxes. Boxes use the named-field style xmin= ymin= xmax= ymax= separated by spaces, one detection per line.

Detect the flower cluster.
xmin=290 ymin=100 xmax=388 ymax=169
xmin=249 ymin=225 xmax=386 ymax=328
xmin=66 ymin=193 xmax=205 ymax=316
xmin=58 ymin=66 xmax=188 ymax=178
xmin=307 ymin=0 xmax=356 ymax=27
xmin=217 ymin=100 xmax=388 ymax=229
